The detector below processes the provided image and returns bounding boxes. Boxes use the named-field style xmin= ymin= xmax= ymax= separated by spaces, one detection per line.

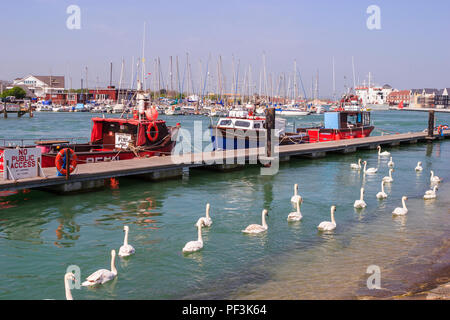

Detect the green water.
xmin=0 ymin=111 xmax=449 ymax=299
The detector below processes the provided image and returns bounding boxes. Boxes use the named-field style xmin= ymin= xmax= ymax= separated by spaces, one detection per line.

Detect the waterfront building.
xmin=355 ymin=84 xmax=393 ymax=105
xmin=386 ymin=90 xmax=410 ymax=106
xmin=12 ymin=75 xmax=65 ymax=98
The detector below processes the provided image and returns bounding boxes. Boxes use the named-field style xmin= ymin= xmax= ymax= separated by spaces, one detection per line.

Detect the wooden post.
xmin=65 ymin=149 xmax=70 ymax=180
xmin=428 ymin=110 xmax=435 ymax=138
xmin=265 ymin=107 xmax=275 ymax=158
xmin=3 ymin=101 xmax=7 ymax=119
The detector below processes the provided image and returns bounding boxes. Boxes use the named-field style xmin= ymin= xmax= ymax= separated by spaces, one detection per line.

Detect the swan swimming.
xmin=318 ymin=206 xmax=336 ymax=231
xmin=415 ymin=161 xmax=423 ymax=172
xmin=424 ymin=186 xmax=438 ymax=200
xmin=363 ymin=161 xmax=378 ymax=174
xmin=82 ymin=250 xmax=118 ymax=286
xmin=392 ymin=196 xmax=408 ymax=215
xmin=242 ymin=209 xmax=268 ymax=234
xmin=118 ymin=226 xmax=135 ymax=257
xmin=382 ymin=168 xmax=394 ymax=183
xmin=430 ymin=170 xmax=442 ymax=183
xmin=64 ymin=273 xmax=76 ymax=300
xmin=195 ymin=203 xmax=212 ymax=227
xmin=290 ymin=184 xmax=302 ymax=204
xmin=350 ymin=159 xmax=362 ymax=170
xmin=376 ymin=180 xmax=388 ymax=199
xmin=182 ymin=219 xmax=204 ymax=253
xmin=287 ymin=198 xmax=303 ymax=221
xmin=377 ymin=146 xmax=391 ymax=157
xmin=354 ymin=187 xmax=367 ymax=208
xmin=388 ymin=157 xmax=394 ymax=167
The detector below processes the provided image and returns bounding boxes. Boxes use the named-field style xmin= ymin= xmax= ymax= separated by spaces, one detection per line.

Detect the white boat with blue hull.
xmin=210 ymin=110 xmax=307 ymax=151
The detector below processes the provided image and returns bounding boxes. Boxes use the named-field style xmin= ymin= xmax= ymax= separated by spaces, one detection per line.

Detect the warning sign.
xmin=115 ymin=133 xmax=132 ymax=149
xmin=2 ymin=148 xmax=42 ymax=180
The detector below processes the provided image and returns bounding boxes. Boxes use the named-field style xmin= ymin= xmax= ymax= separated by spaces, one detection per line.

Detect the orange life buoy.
xmin=55 ymin=148 xmax=77 ymax=175
xmin=146 ymin=122 xmax=159 ymax=142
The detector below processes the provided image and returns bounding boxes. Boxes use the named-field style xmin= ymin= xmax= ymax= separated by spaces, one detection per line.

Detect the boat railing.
xmin=0 ymin=137 xmax=89 ymax=148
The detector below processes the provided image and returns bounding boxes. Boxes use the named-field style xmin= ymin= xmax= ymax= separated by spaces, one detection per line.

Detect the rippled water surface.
xmin=0 ymin=111 xmax=449 ymax=299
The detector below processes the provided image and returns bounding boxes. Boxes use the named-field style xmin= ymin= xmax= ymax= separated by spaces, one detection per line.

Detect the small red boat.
xmin=296 ymin=110 xmax=374 ymax=143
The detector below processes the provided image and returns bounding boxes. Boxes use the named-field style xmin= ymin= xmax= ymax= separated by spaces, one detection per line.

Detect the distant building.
xmin=355 ymin=84 xmax=393 ymax=105
xmin=386 ymin=90 xmax=410 ymax=106
xmin=13 ymin=75 xmax=65 ymax=98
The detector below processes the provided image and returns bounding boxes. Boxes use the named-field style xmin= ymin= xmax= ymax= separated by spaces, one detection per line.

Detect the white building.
xmin=355 ymin=84 xmax=393 ymax=105
xmin=12 ymin=75 xmax=65 ymax=98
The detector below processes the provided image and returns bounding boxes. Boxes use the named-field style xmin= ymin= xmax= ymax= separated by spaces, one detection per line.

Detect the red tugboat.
xmin=0 ymin=82 xmax=180 ymax=173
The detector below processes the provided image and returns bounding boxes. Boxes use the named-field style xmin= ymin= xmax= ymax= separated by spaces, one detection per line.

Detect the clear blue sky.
xmin=1 ymin=0 xmax=449 ymax=97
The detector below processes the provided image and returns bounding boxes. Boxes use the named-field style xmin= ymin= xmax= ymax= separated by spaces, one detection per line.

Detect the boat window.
xmin=235 ymin=120 xmax=251 ymax=128
xmin=253 ymin=122 xmax=261 ymax=129
xmin=219 ymin=120 xmax=232 ymax=126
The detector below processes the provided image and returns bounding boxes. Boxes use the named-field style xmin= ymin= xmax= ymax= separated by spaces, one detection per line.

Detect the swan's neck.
xmin=296 ymin=201 xmax=301 ymax=214
xmin=431 ymin=171 xmax=434 ymax=179
xmin=123 ymin=229 xmax=129 ymax=246
xmin=197 ymin=225 xmax=203 ymax=242
xmin=65 ymin=277 xmax=73 ymax=300
xmin=378 ymin=148 xmax=381 ymax=155
xmin=294 ymin=185 xmax=298 ymax=196
xmin=363 ymin=162 xmax=367 ymax=172
xmin=262 ymin=212 xmax=267 ymax=228
xmin=331 ymin=210 xmax=336 ymax=225
xmin=389 ymin=170 xmax=392 ymax=178
xmin=381 ymin=181 xmax=385 ymax=193
xmin=433 ymin=186 xmax=438 ymax=193
xmin=402 ymin=198 xmax=407 ymax=210
xmin=358 ymin=159 xmax=361 ymax=166
xmin=206 ymin=206 xmax=210 ymax=219
xmin=111 ymin=253 xmax=117 ymax=275
xmin=360 ymin=189 xmax=364 ymax=201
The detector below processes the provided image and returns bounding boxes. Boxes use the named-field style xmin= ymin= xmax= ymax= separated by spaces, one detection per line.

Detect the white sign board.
xmin=115 ymin=133 xmax=132 ymax=149
xmin=3 ymin=148 xmax=42 ymax=180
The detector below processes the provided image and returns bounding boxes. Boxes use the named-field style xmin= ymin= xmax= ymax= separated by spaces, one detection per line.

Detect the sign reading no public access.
xmin=2 ymin=148 xmax=42 ymax=180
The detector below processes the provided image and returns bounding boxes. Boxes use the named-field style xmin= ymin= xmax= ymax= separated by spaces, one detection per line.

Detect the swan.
xmin=392 ymin=196 xmax=408 ymax=215
xmin=388 ymin=157 xmax=394 ymax=167
xmin=376 ymin=180 xmax=388 ymax=199
xmin=430 ymin=170 xmax=443 ymax=183
xmin=118 ymin=226 xmax=135 ymax=257
xmin=350 ymin=159 xmax=362 ymax=170
xmin=287 ymin=198 xmax=303 ymax=221
xmin=318 ymin=206 xmax=336 ymax=231
xmin=363 ymin=161 xmax=378 ymax=174
xmin=290 ymin=184 xmax=302 ymax=204
xmin=415 ymin=161 xmax=423 ymax=172
xmin=424 ymin=186 xmax=438 ymax=200
xmin=82 ymin=250 xmax=118 ymax=286
xmin=64 ymin=273 xmax=76 ymax=300
xmin=377 ymin=146 xmax=390 ymax=157
xmin=382 ymin=168 xmax=394 ymax=183
xmin=242 ymin=209 xmax=268 ymax=234
xmin=353 ymin=187 xmax=367 ymax=208
xmin=182 ymin=220 xmax=204 ymax=253
xmin=195 ymin=203 xmax=212 ymax=227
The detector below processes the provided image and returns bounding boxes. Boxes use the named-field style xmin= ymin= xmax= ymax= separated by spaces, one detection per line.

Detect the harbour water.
xmin=0 ymin=111 xmax=449 ymax=299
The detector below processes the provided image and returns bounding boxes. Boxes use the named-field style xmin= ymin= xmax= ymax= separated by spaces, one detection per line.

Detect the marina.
xmin=0 ymin=0 xmax=449 ymax=306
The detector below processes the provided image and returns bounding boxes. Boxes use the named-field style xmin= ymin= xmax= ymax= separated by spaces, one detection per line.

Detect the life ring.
xmin=146 ymin=122 xmax=159 ymax=142
xmin=55 ymin=148 xmax=77 ymax=175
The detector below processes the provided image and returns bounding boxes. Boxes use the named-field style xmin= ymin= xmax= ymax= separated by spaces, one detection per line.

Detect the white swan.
xmin=350 ymin=159 xmax=362 ymax=170
xmin=382 ymin=168 xmax=394 ymax=183
xmin=82 ymin=250 xmax=118 ymax=286
xmin=182 ymin=220 xmax=204 ymax=253
xmin=118 ymin=225 xmax=135 ymax=257
xmin=424 ymin=186 xmax=438 ymax=200
xmin=290 ymin=184 xmax=302 ymax=204
xmin=377 ymin=146 xmax=391 ymax=157
xmin=195 ymin=203 xmax=212 ymax=227
xmin=415 ymin=161 xmax=423 ymax=172
xmin=64 ymin=273 xmax=76 ymax=300
xmin=392 ymin=196 xmax=408 ymax=215
xmin=287 ymin=198 xmax=303 ymax=221
xmin=242 ymin=209 xmax=268 ymax=234
xmin=318 ymin=206 xmax=337 ymax=231
xmin=354 ymin=187 xmax=367 ymax=208
xmin=363 ymin=161 xmax=378 ymax=174
xmin=430 ymin=170 xmax=443 ymax=183
xmin=376 ymin=180 xmax=388 ymax=199
xmin=388 ymin=157 xmax=394 ymax=167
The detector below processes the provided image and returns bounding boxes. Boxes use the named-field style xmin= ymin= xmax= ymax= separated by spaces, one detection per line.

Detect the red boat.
xmin=296 ymin=110 xmax=374 ymax=143
xmin=0 ymin=108 xmax=180 ymax=173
